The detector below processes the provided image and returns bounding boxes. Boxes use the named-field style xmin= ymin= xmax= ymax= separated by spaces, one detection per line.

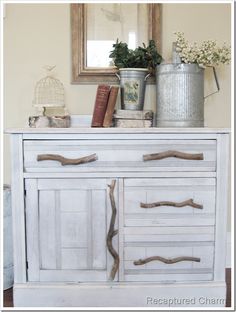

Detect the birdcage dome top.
xmin=33 ymin=68 xmax=65 ymax=108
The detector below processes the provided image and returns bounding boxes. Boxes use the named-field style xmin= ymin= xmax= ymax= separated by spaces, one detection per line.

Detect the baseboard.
xmin=14 ymin=282 xmax=227 ymax=307
xmin=226 ymin=231 xmax=231 ymax=268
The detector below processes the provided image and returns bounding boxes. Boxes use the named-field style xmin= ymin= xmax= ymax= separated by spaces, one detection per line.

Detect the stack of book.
xmin=113 ymin=110 xmax=154 ymax=128
xmin=91 ymin=84 xmax=154 ymax=128
xmin=91 ymin=85 xmax=119 ymax=127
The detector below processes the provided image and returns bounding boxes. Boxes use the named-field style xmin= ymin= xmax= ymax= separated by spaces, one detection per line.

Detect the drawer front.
xmin=124 ymin=178 xmax=216 ymax=227
xmin=23 ymin=139 xmax=216 ymax=172
xmin=124 ymin=226 xmax=215 ymax=243
xmin=124 ymin=242 xmax=214 ymax=282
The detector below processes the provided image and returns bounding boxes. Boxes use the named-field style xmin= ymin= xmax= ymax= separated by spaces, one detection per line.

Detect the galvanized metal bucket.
xmin=156 ymin=63 xmax=219 ymax=127
xmin=116 ymin=68 xmax=150 ymax=110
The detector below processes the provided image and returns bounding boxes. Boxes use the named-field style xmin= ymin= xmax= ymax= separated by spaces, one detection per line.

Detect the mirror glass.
xmin=86 ymin=4 xmax=149 ymax=68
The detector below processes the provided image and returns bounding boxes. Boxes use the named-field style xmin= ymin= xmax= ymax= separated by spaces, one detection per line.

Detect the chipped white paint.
xmin=9 ymin=128 xmax=230 ymax=307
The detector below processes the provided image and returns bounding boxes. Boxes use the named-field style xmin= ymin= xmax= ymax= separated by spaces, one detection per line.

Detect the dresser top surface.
xmin=5 ymin=127 xmax=231 ymax=134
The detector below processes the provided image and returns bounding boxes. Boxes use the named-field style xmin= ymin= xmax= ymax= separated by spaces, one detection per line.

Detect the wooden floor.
xmin=226 ymin=268 xmax=231 ymax=307
xmin=3 ymin=269 xmax=231 ymax=308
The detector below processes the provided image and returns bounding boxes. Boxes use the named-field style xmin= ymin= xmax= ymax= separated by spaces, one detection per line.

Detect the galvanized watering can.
xmin=116 ymin=68 xmax=150 ymax=110
xmin=156 ymin=63 xmax=220 ymax=127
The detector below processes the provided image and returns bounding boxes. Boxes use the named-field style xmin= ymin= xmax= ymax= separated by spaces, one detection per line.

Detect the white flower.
xmin=174 ymin=32 xmax=231 ymax=67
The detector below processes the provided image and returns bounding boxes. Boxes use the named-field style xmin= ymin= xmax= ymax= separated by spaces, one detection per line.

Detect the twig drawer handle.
xmin=106 ymin=180 xmax=119 ymax=280
xmin=37 ymin=153 xmax=98 ymax=166
xmin=134 ymin=256 xmax=201 ymax=266
xmin=140 ymin=199 xmax=203 ymax=209
xmin=143 ymin=150 xmax=204 ymax=161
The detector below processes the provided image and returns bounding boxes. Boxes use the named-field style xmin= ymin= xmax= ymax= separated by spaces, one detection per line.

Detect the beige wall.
xmin=3 ymin=3 xmax=231 ymax=227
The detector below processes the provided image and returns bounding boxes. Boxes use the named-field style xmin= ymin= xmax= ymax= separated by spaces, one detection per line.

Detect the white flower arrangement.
xmin=174 ymin=32 xmax=231 ymax=67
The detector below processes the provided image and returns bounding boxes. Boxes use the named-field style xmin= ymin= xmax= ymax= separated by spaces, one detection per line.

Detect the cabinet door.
xmin=25 ymin=178 xmax=119 ymax=282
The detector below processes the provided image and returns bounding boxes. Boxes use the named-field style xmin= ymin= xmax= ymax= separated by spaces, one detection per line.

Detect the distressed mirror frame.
xmin=71 ymin=3 xmax=162 ymax=84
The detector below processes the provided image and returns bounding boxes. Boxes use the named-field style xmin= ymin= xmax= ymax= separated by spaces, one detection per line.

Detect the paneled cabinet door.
xmin=25 ymin=178 xmax=118 ymax=282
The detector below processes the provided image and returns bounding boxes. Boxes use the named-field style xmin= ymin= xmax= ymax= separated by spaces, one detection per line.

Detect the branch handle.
xmin=106 ymin=180 xmax=119 ymax=280
xmin=37 ymin=153 xmax=98 ymax=166
xmin=134 ymin=256 xmax=201 ymax=266
xmin=143 ymin=150 xmax=204 ymax=161
xmin=140 ymin=198 xmax=203 ymax=209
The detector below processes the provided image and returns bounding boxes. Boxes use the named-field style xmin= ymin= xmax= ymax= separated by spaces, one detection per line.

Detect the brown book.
xmin=103 ymin=86 xmax=119 ymax=127
xmin=91 ymin=85 xmax=110 ymax=127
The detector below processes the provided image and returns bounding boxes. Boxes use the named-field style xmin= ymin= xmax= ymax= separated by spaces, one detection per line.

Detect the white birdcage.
xmin=29 ymin=66 xmax=70 ymax=128
xmin=32 ymin=66 xmax=65 ymax=114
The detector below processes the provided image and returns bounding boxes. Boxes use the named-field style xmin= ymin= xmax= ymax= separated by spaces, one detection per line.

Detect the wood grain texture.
xmin=26 ymin=179 xmax=109 ymax=282
xmin=25 ymin=179 xmax=40 ymax=281
xmin=8 ymin=129 xmax=230 ymax=307
xmin=4 ymin=271 xmax=232 ymax=307
xmin=143 ymin=150 xmax=204 ymax=161
xmin=124 ymin=272 xmax=213 ymax=282
xmin=214 ymin=134 xmax=230 ymax=281
xmin=6 ymin=127 xmax=230 ymax=134
xmin=12 ymin=282 xmax=227 ymax=307
xmin=10 ymin=134 xmax=26 ymax=283
xmin=140 ymin=198 xmax=203 ymax=209
xmin=149 ymin=3 xmax=162 ymax=51
xmin=106 ymin=180 xmax=119 ymax=280
xmin=133 ymin=256 xmax=201 ymax=265
xmin=25 ymin=139 xmax=215 ymax=172
xmin=37 ymin=153 xmax=98 ymax=165
xmin=118 ymin=179 xmax=125 ymax=281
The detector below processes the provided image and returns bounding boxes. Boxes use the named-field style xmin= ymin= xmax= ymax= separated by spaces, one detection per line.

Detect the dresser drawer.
xmin=124 ymin=242 xmax=214 ymax=282
xmin=124 ymin=226 xmax=215 ymax=243
xmin=23 ymin=139 xmax=216 ymax=172
xmin=124 ymin=178 xmax=216 ymax=227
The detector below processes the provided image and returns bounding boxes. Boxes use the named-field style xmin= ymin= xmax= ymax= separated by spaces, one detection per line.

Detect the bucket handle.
xmin=144 ymin=73 xmax=151 ymax=81
xmin=115 ymin=73 xmax=120 ymax=81
xmin=116 ymin=73 xmax=151 ymax=81
xmin=204 ymin=66 xmax=220 ymax=100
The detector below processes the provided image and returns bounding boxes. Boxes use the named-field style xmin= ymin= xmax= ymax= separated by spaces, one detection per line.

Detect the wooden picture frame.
xmin=71 ymin=3 xmax=162 ymax=84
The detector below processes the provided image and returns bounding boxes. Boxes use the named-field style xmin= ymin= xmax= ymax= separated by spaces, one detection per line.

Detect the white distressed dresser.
xmin=7 ymin=128 xmax=230 ymax=307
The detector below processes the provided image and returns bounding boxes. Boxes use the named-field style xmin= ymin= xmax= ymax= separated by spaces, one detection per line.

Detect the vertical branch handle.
xmin=106 ymin=180 xmax=119 ymax=280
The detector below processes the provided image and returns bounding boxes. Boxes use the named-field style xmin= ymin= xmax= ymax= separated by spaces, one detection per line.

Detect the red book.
xmin=91 ymin=85 xmax=110 ymax=127
xmin=103 ymin=86 xmax=119 ymax=128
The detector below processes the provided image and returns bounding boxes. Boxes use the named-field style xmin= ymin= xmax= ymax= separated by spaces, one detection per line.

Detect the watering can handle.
xmin=204 ymin=66 xmax=220 ymax=99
